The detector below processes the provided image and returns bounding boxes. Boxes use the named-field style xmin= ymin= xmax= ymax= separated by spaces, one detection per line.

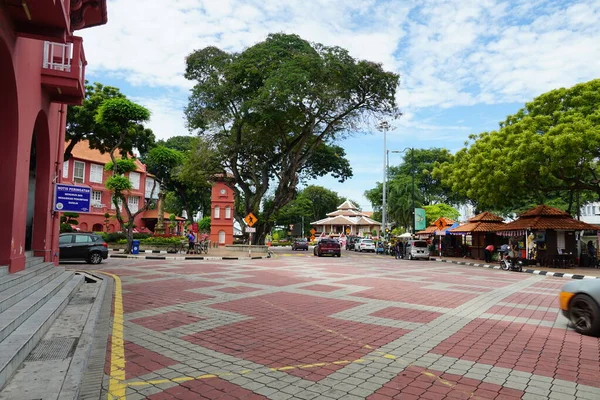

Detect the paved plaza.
xmin=95 ymin=251 xmax=600 ymax=399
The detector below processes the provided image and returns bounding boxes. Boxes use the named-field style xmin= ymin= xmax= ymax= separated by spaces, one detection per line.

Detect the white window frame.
xmin=111 ymin=196 xmax=122 ymax=210
xmin=218 ymin=230 xmax=226 ymax=244
xmin=225 ymin=206 xmax=231 ymax=219
xmin=214 ymin=206 xmax=220 ymax=219
xmin=91 ymin=190 xmax=102 ymax=207
xmin=129 ymin=171 xmax=140 ymax=190
xmin=128 ymin=196 xmax=139 ymax=213
xmin=145 ymin=178 xmax=159 ymax=199
xmin=62 ymin=160 xmax=69 ymax=178
xmin=73 ymin=161 xmax=85 ymax=183
xmin=89 ymin=163 xmax=103 ymax=183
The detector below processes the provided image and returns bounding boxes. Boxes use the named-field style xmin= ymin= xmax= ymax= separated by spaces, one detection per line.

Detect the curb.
xmin=109 ymin=254 xmax=268 ymax=260
xmin=433 ymin=258 xmax=600 ymax=280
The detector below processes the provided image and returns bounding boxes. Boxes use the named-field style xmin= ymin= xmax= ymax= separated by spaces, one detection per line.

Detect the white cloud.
xmin=79 ymin=0 xmax=600 ymax=211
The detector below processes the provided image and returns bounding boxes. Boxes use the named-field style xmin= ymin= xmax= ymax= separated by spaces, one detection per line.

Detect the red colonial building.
xmin=63 ymin=140 xmax=161 ymax=233
xmin=0 ymin=0 xmax=108 ymax=272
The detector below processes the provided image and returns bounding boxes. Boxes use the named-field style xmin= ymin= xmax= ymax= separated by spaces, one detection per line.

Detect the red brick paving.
xmin=501 ymin=292 xmax=557 ymax=308
xmin=344 ymin=278 xmax=478 ymax=308
xmin=130 ymin=310 xmax=206 ymax=331
xmin=486 ymin=305 xmax=558 ymax=322
xmin=217 ymin=286 xmax=262 ymax=294
xmin=146 ymin=377 xmax=268 ymax=400
xmin=301 ymin=284 xmax=341 ymax=292
xmin=370 ymin=307 xmax=443 ymax=323
xmin=368 ymin=366 xmax=525 ymax=399
xmin=235 ymin=271 xmax=314 ymax=286
xmin=134 ymin=274 xmax=169 ymax=280
xmin=122 ymin=279 xmax=217 ymax=312
xmin=183 ymin=292 xmax=409 ymax=380
xmin=124 ymin=341 xmax=179 ymax=380
xmin=431 ymin=318 xmax=600 ymax=386
xmin=166 ymin=265 xmax=226 ymax=274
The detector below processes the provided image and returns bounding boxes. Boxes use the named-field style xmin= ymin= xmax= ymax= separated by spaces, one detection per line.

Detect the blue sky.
xmin=82 ymin=0 xmax=600 ymax=210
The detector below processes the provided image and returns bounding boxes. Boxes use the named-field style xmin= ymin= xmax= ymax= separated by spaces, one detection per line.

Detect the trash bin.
xmin=131 ymin=239 xmax=140 ymax=255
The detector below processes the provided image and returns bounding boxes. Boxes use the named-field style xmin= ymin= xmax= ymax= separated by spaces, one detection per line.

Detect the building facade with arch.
xmin=0 ymin=1 xmax=108 ymax=273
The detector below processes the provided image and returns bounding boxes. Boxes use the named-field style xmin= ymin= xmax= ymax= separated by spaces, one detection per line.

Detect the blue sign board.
xmin=54 ymin=184 xmax=92 ymax=213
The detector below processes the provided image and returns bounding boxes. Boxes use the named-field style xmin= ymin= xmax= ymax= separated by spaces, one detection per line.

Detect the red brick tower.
xmin=210 ymin=179 xmax=235 ymax=245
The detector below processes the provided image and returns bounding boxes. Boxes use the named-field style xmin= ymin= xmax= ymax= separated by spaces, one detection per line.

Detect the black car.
xmin=59 ymin=233 xmax=109 ymax=264
xmin=346 ymin=236 xmax=360 ymax=250
xmin=292 ymin=238 xmax=309 ymax=251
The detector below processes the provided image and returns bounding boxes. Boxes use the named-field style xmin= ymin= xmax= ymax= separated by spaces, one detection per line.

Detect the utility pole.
xmin=411 ymin=147 xmax=415 ymax=235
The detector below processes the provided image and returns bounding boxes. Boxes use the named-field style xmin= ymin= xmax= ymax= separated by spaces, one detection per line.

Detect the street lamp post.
xmin=382 ymin=126 xmax=387 ymax=238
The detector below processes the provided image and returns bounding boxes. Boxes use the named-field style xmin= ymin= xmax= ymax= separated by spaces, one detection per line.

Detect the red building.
xmin=210 ymin=179 xmax=235 ymax=245
xmin=0 ymin=1 xmax=108 ymax=273
xmin=62 ymin=140 xmax=161 ymax=233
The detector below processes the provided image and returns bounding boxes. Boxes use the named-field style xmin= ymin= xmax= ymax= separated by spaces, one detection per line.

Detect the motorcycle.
xmin=498 ymin=250 xmax=523 ymax=272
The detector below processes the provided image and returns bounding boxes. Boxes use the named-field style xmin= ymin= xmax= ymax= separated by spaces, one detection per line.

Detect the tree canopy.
xmin=145 ymin=137 xmax=220 ymax=221
xmin=184 ymin=33 xmax=400 ymax=242
xmin=65 ymin=82 xmax=155 ymax=161
xmin=365 ymin=148 xmax=458 ymax=230
xmin=434 ymin=79 xmax=600 ymax=213
xmin=95 ymin=98 xmax=153 ymax=252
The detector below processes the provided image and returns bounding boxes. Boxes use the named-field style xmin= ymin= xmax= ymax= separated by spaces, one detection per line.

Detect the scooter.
xmin=498 ymin=250 xmax=523 ymax=272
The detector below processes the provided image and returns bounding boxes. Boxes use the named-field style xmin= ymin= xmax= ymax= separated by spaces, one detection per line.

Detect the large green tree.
xmin=95 ymin=98 xmax=155 ymax=253
xmin=434 ymin=79 xmax=600 ymax=212
xmin=365 ymin=148 xmax=457 ymax=230
xmin=65 ymin=82 xmax=155 ymax=161
xmin=145 ymin=138 xmax=219 ymax=222
xmin=184 ymin=33 xmax=399 ymax=243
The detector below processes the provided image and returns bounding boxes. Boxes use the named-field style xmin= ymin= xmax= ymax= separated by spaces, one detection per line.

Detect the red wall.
xmin=210 ymin=181 xmax=235 ymax=245
xmin=0 ymin=17 xmax=65 ymax=272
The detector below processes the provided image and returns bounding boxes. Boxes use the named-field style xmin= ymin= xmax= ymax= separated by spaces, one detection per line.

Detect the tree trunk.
xmin=154 ymin=191 xmax=166 ymax=235
xmin=253 ymin=221 xmax=272 ymax=245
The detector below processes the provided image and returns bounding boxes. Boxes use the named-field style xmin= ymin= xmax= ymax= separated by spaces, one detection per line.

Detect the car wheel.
xmin=337 ymin=253 xmax=341 ymax=257
xmin=569 ymin=294 xmax=600 ymax=336
xmin=317 ymin=251 xmax=322 ymax=257
xmin=88 ymin=252 xmax=103 ymax=265
xmin=359 ymin=249 xmax=363 ymax=252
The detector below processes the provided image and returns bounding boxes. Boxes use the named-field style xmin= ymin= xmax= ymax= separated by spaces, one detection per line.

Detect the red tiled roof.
xmin=469 ymin=211 xmax=504 ymax=222
xmin=71 ymin=140 xmax=145 ymax=171
xmin=450 ymin=221 xmax=506 ymax=233
xmin=141 ymin=210 xmax=185 ymax=220
xmin=495 ymin=204 xmax=597 ymax=231
xmin=520 ymin=204 xmax=569 ymax=217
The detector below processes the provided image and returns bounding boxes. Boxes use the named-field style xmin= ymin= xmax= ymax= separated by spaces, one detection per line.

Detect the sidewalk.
xmin=109 ymin=247 xmax=269 ymax=260
xmin=433 ymin=255 xmax=600 ymax=279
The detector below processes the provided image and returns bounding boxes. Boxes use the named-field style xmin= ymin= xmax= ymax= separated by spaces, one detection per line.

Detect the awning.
xmin=434 ymin=222 xmax=460 ymax=236
xmin=497 ymin=230 xmax=526 ymax=237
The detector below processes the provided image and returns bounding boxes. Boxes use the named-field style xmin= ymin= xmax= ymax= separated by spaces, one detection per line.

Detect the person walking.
xmin=186 ymin=230 xmax=196 ymax=254
xmin=588 ymin=240 xmax=597 ymax=267
xmin=484 ymin=244 xmax=494 ymax=263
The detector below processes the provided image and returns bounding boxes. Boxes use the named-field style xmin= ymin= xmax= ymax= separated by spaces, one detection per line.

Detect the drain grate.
xmin=26 ymin=337 xmax=78 ymax=361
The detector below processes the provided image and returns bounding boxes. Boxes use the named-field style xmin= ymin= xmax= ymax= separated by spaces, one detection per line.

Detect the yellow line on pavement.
xmin=95 ymin=271 xmax=127 ymax=400
xmin=124 ymin=355 xmax=383 ymax=388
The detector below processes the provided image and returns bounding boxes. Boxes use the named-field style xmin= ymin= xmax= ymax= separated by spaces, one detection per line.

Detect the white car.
xmin=355 ymin=239 xmax=376 ymax=252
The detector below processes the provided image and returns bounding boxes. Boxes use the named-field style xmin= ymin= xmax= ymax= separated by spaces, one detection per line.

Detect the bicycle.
xmin=167 ymin=240 xmax=188 ymax=254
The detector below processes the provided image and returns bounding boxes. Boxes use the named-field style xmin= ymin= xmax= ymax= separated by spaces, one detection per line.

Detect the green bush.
xmin=140 ymin=236 xmax=183 ymax=246
xmin=271 ymin=241 xmax=291 ymax=247
xmin=102 ymin=232 xmax=153 ymax=243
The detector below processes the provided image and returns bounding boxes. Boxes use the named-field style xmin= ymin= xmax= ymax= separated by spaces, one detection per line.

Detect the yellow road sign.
xmin=244 ymin=213 xmax=258 ymax=227
xmin=310 ymin=228 xmax=316 ymax=235
xmin=346 ymin=228 xmax=350 ymax=234
xmin=435 ymin=219 xmax=445 ymax=231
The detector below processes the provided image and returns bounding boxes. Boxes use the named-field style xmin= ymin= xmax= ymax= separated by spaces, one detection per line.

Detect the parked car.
xmin=59 ymin=232 xmax=109 ymax=264
xmin=559 ymin=279 xmax=600 ymax=336
xmin=404 ymin=240 xmax=430 ymax=260
xmin=355 ymin=238 xmax=376 ymax=252
xmin=292 ymin=238 xmax=309 ymax=251
xmin=346 ymin=236 xmax=360 ymax=250
xmin=313 ymin=239 xmax=341 ymax=257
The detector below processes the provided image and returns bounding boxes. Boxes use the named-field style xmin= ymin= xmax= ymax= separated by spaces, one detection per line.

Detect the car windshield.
xmin=413 ymin=241 xmax=427 ymax=248
xmin=362 ymin=240 xmax=373 ymax=244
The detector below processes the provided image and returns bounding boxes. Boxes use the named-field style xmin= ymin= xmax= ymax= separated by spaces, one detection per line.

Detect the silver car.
xmin=559 ymin=279 xmax=600 ymax=336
